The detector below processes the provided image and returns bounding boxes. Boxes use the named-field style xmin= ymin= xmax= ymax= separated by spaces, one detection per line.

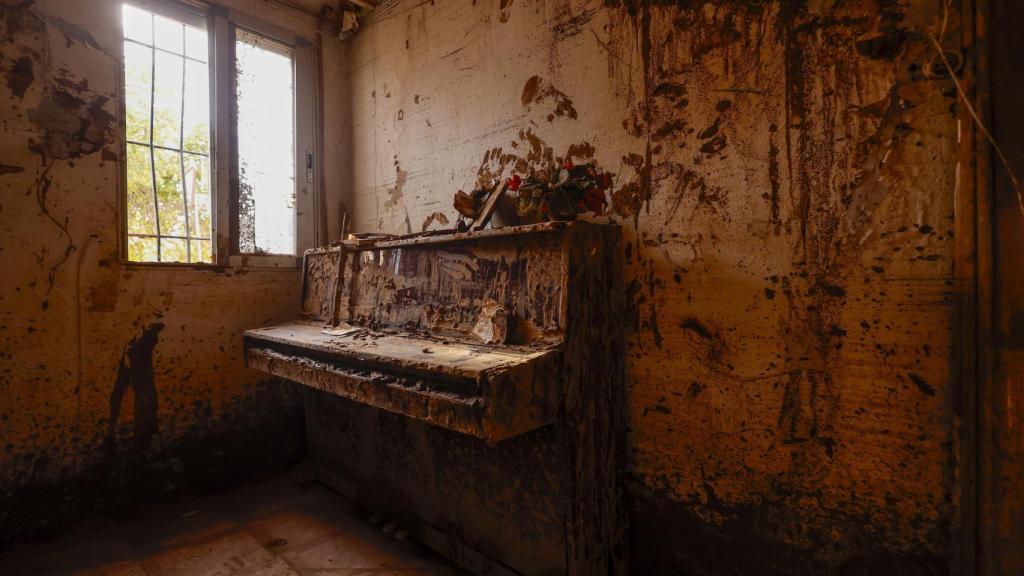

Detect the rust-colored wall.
xmin=0 ymin=0 xmax=345 ymax=543
xmin=343 ymin=0 xmax=961 ymax=572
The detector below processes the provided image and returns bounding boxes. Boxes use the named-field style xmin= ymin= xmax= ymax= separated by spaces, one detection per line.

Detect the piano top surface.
xmin=245 ymin=320 xmax=558 ymax=386
xmin=307 ymin=221 xmax=571 ymax=254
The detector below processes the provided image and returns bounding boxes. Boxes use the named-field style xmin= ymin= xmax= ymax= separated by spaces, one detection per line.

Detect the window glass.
xmin=122 ymin=3 xmax=212 ymax=263
xmin=235 ymin=28 xmax=296 ymax=256
xmin=122 ymin=4 xmax=152 ymax=44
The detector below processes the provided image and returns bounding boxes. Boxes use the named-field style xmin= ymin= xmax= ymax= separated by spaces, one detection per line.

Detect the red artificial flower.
xmin=507 ymin=174 xmax=521 ymax=191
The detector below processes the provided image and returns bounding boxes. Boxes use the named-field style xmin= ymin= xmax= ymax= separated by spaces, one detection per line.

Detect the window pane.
xmin=122 ymin=4 xmax=152 ymax=45
xmin=123 ymin=41 xmax=152 ymax=143
xmin=235 ymin=29 xmax=295 ymax=255
xmin=182 ymin=59 xmax=209 ymax=153
xmin=190 ymin=239 xmax=211 ymax=263
xmin=122 ymin=3 xmax=212 ymax=264
xmin=126 ymin=143 xmax=157 ymax=235
xmin=161 ymin=238 xmax=188 ymax=263
xmin=184 ymin=153 xmax=212 ymax=238
xmin=185 ymin=25 xmax=207 ymax=61
xmin=154 ymin=148 xmax=187 ymax=236
xmin=152 ymin=50 xmax=183 ymax=148
xmin=128 ymin=236 xmax=158 ymax=262
xmin=153 ymin=14 xmax=184 ymax=54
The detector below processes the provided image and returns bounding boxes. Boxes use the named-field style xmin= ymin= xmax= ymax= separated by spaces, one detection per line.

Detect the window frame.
xmin=117 ymin=0 xmax=318 ymax=268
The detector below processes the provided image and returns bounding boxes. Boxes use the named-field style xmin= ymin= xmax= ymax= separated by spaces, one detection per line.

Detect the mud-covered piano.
xmin=244 ymin=221 xmax=626 ymax=576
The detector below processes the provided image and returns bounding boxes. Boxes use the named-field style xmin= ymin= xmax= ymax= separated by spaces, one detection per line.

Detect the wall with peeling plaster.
xmin=343 ymin=0 xmax=961 ymax=572
xmin=0 ymin=0 xmax=346 ymax=543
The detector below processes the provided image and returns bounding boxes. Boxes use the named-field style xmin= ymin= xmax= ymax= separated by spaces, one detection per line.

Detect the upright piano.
xmin=244 ymin=221 xmax=626 ymax=576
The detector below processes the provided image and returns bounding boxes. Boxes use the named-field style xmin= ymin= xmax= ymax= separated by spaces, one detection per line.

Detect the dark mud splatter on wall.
xmin=856 ymin=27 xmax=907 ymax=60
xmin=696 ymin=116 xmax=728 ymax=156
xmin=0 ymin=164 xmax=25 ymax=175
xmin=498 ymin=0 xmax=513 ymax=23
xmin=18 ymin=66 xmax=114 ymax=293
xmin=475 ymin=146 xmax=517 ymax=190
xmin=6 ymin=55 xmax=34 ymax=97
xmin=679 ymin=316 xmax=728 ymax=369
xmin=5 ymin=4 xmax=114 ymax=163
xmin=565 ymin=141 xmax=595 ymax=161
xmin=612 ymin=0 xmax=923 ymax=489
xmin=610 ymin=153 xmax=648 ymax=220
xmin=764 ymin=2 xmax=921 ymax=495
xmin=908 ymin=372 xmax=935 ymax=396
xmin=46 ymin=15 xmax=112 ymax=56
xmin=592 ymin=0 xmax=958 ymax=572
xmin=27 ymin=78 xmax=115 ymax=161
xmin=420 ymin=211 xmax=449 ymax=231
xmin=106 ymin=323 xmax=164 ymax=457
xmin=2 ymin=0 xmax=116 ymax=303
xmin=33 ymin=164 xmax=75 ymax=294
xmin=1 ymin=0 xmax=46 ymax=48
xmin=767 ymin=124 xmax=782 ymax=230
xmin=2 ymin=0 xmax=44 ymax=112
xmin=385 ymin=161 xmax=408 ymax=210
xmin=550 ymin=5 xmax=595 ymax=41
xmin=661 ymin=164 xmax=728 ymax=222
xmin=475 ymin=128 xmax=609 ymax=196
xmin=521 ymin=75 xmax=578 ymax=121
xmin=604 ymin=3 xmax=760 ymax=227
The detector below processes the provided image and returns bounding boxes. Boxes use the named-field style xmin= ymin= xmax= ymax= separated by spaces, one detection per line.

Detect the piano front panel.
xmin=301 ymin=248 xmax=342 ymax=322
xmin=339 ymin=232 xmax=566 ymax=345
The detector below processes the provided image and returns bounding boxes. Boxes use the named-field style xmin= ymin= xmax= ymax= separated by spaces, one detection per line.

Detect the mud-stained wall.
xmin=343 ymin=0 xmax=961 ymax=572
xmin=0 ymin=0 xmax=345 ymax=542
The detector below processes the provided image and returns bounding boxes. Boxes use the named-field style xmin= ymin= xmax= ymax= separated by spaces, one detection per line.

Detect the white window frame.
xmin=118 ymin=0 xmax=317 ymax=268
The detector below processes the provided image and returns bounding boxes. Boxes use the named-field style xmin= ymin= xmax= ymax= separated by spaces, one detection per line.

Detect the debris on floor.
xmin=0 ymin=476 xmax=465 ymax=576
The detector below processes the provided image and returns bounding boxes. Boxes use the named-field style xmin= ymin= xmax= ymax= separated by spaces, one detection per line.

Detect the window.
xmin=120 ymin=1 xmax=316 ymax=265
xmin=235 ymin=29 xmax=296 ymax=255
xmin=122 ymin=3 xmax=211 ymax=263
